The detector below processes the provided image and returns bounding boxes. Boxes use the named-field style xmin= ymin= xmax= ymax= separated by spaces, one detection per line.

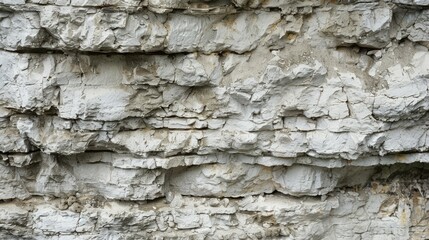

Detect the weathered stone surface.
xmin=0 ymin=8 xmax=280 ymax=53
xmin=168 ymin=163 xmax=274 ymax=197
xmin=0 ymin=178 xmax=426 ymax=239
xmin=1 ymin=0 xmax=429 ymax=238
xmin=273 ymin=165 xmax=340 ymax=196
xmin=321 ymin=5 xmax=392 ymax=48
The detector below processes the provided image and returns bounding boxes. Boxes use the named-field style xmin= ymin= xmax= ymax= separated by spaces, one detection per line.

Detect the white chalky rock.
xmin=273 ymin=165 xmax=339 ymax=196
xmin=168 ymin=163 xmax=274 ymax=197
xmin=0 ymin=0 xmax=428 ymax=239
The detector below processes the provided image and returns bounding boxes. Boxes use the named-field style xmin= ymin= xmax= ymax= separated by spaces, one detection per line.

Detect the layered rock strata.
xmin=1 ymin=0 xmax=429 ymax=239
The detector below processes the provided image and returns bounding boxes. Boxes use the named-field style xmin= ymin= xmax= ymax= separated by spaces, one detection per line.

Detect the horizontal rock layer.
xmin=1 ymin=0 xmax=429 ymax=239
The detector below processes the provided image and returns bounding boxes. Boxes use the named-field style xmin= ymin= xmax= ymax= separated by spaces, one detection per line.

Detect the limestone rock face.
xmin=1 ymin=0 xmax=429 ymax=239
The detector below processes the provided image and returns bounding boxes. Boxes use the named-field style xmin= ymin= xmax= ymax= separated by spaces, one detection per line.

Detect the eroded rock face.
xmin=1 ymin=0 xmax=429 ymax=239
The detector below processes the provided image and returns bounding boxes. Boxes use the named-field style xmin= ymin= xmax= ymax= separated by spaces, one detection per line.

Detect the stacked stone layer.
xmin=1 ymin=0 xmax=429 ymax=239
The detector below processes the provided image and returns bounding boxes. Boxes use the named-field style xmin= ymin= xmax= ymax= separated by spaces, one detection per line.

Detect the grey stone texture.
xmin=1 ymin=0 xmax=429 ymax=239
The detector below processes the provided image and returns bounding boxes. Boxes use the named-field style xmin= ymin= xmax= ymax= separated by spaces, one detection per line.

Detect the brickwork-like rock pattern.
xmin=1 ymin=0 xmax=429 ymax=239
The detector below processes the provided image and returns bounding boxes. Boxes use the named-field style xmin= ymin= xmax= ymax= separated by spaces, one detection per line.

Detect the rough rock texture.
xmin=1 ymin=0 xmax=429 ymax=239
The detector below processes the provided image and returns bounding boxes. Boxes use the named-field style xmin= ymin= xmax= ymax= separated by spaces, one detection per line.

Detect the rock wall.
xmin=1 ymin=0 xmax=429 ymax=239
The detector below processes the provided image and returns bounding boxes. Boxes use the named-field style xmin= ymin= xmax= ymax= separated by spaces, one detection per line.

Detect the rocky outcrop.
xmin=1 ymin=0 xmax=429 ymax=239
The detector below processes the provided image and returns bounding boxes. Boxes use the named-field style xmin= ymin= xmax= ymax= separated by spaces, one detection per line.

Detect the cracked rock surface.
xmin=1 ymin=0 xmax=429 ymax=239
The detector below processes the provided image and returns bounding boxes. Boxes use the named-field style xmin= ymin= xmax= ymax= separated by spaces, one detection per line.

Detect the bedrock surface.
xmin=1 ymin=0 xmax=429 ymax=239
